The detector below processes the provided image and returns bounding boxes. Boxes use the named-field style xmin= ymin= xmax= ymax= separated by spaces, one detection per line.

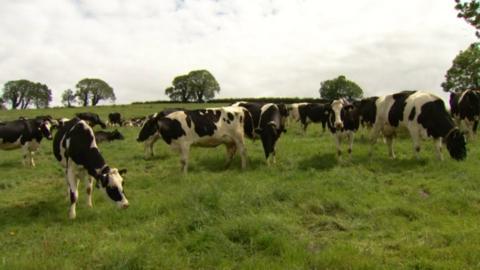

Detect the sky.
xmin=0 ymin=0 xmax=477 ymax=106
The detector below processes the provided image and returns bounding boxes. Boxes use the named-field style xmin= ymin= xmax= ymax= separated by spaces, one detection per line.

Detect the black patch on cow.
xmin=106 ymin=186 xmax=123 ymax=201
xmin=95 ymin=130 xmax=124 ymax=143
xmin=137 ymin=118 xmax=158 ymax=142
xmin=299 ymin=103 xmax=331 ymax=131
xmin=445 ymin=129 xmax=467 ymax=161
xmin=187 ymin=110 xmax=220 ymax=137
xmin=76 ymin=112 xmax=107 ymax=129
xmin=227 ymin=112 xmax=234 ymax=121
xmin=408 ymin=107 xmax=416 ymax=121
xmin=458 ymin=90 xmax=480 ymax=122
xmin=108 ymin=112 xmax=122 ymax=125
xmin=388 ymin=91 xmax=416 ymax=127
xmin=258 ymin=104 xmax=284 ymax=158
xmin=235 ymin=102 xmax=262 ymax=128
xmin=417 ymin=99 xmax=453 ymax=139
xmin=158 ymin=118 xmax=186 ymax=144
xmin=0 ymin=119 xmax=49 ymax=147
xmin=357 ymin=97 xmax=378 ymax=126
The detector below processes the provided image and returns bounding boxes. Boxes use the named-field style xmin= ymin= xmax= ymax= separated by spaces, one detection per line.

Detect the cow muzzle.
xmin=335 ymin=122 xmax=344 ymax=130
xmin=118 ymin=200 xmax=129 ymax=209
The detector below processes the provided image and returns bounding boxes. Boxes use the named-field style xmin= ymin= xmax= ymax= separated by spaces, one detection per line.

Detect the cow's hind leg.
xmin=179 ymin=144 xmax=190 ymax=174
xmin=386 ymin=136 xmax=395 ymax=159
xmin=86 ymin=175 xmax=94 ymax=208
xmin=234 ymin=137 xmax=247 ymax=170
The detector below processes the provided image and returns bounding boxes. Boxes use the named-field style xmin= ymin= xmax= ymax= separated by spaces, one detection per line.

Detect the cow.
xmin=136 ymin=108 xmax=183 ymax=158
xmin=449 ymin=89 xmax=480 ymax=139
xmin=354 ymin=96 xmax=379 ymax=128
xmin=368 ymin=91 xmax=466 ymax=160
xmin=123 ymin=116 xmax=147 ymax=127
xmin=326 ymin=99 xmax=360 ymax=160
xmin=75 ymin=112 xmax=107 ymax=129
xmin=289 ymin=102 xmax=331 ymax=135
xmin=108 ymin=112 xmax=123 ymax=127
xmin=232 ymin=102 xmax=287 ymax=164
xmin=0 ymin=118 xmax=53 ymax=167
xmin=94 ymin=129 xmax=124 ymax=143
xmin=53 ymin=118 xmax=129 ymax=219
xmin=137 ymin=106 xmax=254 ymax=173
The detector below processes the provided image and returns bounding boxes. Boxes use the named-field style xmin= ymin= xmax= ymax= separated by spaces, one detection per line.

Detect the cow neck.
xmin=445 ymin=127 xmax=459 ymax=140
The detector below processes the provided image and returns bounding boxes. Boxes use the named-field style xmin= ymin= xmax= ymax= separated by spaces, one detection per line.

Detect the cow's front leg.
xmin=434 ymin=137 xmax=443 ymax=161
xmin=385 ymin=136 xmax=395 ymax=159
xmin=347 ymin=132 xmax=354 ymax=160
xmin=234 ymin=137 xmax=247 ymax=170
xmin=334 ymin=133 xmax=342 ymax=161
xmin=179 ymin=144 xmax=190 ymax=174
xmin=67 ymin=166 xmax=79 ymax=219
xmin=86 ymin=176 xmax=94 ymax=208
xmin=224 ymin=143 xmax=237 ymax=168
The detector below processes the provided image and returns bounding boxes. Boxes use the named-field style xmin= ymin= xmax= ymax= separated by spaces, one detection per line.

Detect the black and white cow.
xmin=124 ymin=116 xmax=147 ymax=127
xmin=355 ymin=96 xmax=379 ymax=128
xmin=289 ymin=102 xmax=331 ymax=134
xmin=369 ymin=91 xmax=466 ymax=160
xmin=136 ymin=108 xmax=183 ymax=158
xmin=108 ymin=112 xmax=123 ymax=127
xmin=232 ymin=102 xmax=287 ymax=164
xmin=449 ymin=89 xmax=480 ymax=138
xmin=327 ymin=99 xmax=361 ymax=159
xmin=75 ymin=112 xmax=107 ymax=129
xmin=0 ymin=118 xmax=53 ymax=167
xmin=94 ymin=129 xmax=124 ymax=143
xmin=53 ymin=118 xmax=129 ymax=219
xmin=137 ymin=107 xmax=254 ymax=173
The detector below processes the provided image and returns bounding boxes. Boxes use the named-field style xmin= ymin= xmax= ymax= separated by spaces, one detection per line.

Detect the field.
xmin=1 ymin=103 xmax=480 ymax=270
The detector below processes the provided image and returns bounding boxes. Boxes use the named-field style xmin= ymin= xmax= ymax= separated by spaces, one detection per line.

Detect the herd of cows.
xmin=0 ymin=90 xmax=477 ymax=218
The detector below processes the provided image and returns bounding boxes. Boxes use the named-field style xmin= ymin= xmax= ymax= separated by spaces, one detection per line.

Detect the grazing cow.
xmin=0 ymin=118 xmax=53 ymax=167
xmin=137 ymin=106 xmax=254 ymax=173
xmin=232 ymin=102 xmax=287 ymax=164
xmin=369 ymin=91 xmax=466 ymax=160
xmin=75 ymin=112 xmax=107 ymax=129
xmin=289 ymin=102 xmax=331 ymax=134
xmin=108 ymin=112 xmax=123 ymax=127
xmin=94 ymin=129 xmax=124 ymax=143
xmin=136 ymin=108 xmax=183 ymax=158
xmin=449 ymin=90 xmax=480 ymax=138
xmin=53 ymin=118 xmax=129 ymax=219
xmin=124 ymin=116 xmax=147 ymax=127
xmin=327 ymin=99 xmax=360 ymax=159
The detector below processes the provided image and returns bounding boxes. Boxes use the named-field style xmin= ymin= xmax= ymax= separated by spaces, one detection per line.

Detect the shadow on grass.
xmin=0 ymin=196 xmax=65 ymax=228
xmin=298 ymin=153 xmax=337 ymax=171
xmin=193 ymin=155 xmax=264 ymax=173
xmin=364 ymin=156 xmax=429 ymax=173
xmin=0 ymin=159 xmax=21 ymax=169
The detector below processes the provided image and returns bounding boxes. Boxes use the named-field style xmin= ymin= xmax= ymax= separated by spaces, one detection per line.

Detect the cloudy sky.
xmin=0 ymin=0 xmax=477 ymax=106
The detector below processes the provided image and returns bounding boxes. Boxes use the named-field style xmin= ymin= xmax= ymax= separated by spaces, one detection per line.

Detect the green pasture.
xmin=0 ymin=103 xmax=479 ymax=269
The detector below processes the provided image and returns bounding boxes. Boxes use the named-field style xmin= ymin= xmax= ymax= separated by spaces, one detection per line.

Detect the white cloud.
xmin=0 ymin=0 xmax=476 ymax=106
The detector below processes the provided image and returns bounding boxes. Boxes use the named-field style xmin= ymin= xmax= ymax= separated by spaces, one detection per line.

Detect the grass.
xmin=1 ymin=103 xmax=480 ymax=269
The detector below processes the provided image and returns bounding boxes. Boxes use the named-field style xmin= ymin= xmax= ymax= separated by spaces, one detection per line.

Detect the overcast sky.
xmin=0 ymin=0 xmax=477 ymax=106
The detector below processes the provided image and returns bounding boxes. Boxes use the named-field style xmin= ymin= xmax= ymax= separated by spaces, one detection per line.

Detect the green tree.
xmin=165 ymin=70 xmax=221 ymax=102
xmin=1 ymin=80 xmax=52 ymax=109
xmin=187 ymin=70 xmax=220 ymax=102
xmin=455 ymin=0 xmax=480 ymax=38
xmin=61 ymin=89 xmax=76 ymax=107
xmin=165 ymin=74 xmax=193 ymax=102
xmin=442 ymin=43 xmax=480 ymax=92
xmin=319 ymin=75 xmax=364 ymax=100
xmin=75 ymin=78 xmax=115 ymax=106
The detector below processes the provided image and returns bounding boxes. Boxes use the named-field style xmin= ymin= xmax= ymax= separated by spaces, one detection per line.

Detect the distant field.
xmin=1 ymin=103 xmax=480 ymax=269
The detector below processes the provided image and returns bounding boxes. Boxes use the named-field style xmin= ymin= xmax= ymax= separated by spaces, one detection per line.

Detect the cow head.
xmin=137 ymin=117 xmax=158 ymax=142
xmin=445 ymin=128 xmax=467 ymax=161
xmin=111 ymin=129 xmax=124 ymax=140
xmin=98 ymin=167 xmax=129 ymax=208
xmin=331 ymin=99 xmax=345 ymax=130
xmin=39 ymin=120 xmax=53 ymax=140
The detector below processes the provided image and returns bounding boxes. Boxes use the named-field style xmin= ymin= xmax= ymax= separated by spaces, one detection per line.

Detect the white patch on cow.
xmin=331 ymin=99 xmax=344 ymax=129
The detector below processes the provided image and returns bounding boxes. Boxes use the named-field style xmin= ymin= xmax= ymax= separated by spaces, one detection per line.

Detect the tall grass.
xmin=0 ymin=104 xmax=479 ymax=269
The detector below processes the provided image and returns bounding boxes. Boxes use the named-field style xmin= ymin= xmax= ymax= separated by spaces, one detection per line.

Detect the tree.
xmin=319 ymin=75 xmax=364 ymax=100
xmin=165 ymin=69 xmax=221 ymax=102
xmin=1 ymin=80 xmax=52 ymax=109
xmin=187 ymin=70 xmax=220 ymax=102
xmin=455 ymin=0 xmax=480 ymax=38
xmin=442 ymin=43 xmax=480 ymax=92
xmin=75 ymin=78 xmax=115 ymax=106
xmin=61 ymin=89 xmax=76 ymax=107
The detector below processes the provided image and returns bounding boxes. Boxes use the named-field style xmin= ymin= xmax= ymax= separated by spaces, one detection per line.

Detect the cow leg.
xmin=224 ymin=143 xmax=237 ymax=168
xmin=21 ymin=144 xmax=32 ymax=167
xmin=66 ymin=166 xmax=79 ymax=219
xmin=368 ymin=124 xmax=382 ymax=157
xmin=144 ymin=142 xmax=153 ymax=159
xmin=86 ymin=176 xmax=94 ymax=208
xmin=385 ymin=136 xmax=395 ymax=159
xmin=334 ymin=133 xmax=342 ymax=161
xmin=434 ymin=137 xmax=444 ymax=161
xmin=179 ymin=145 xmax=190 ymax=174
xmin=234 ymin=137 xmax=247 ymax=170
xmin=410 ymin=132 xmax=421 ymax=160
xmin=321 ymin=120 xmax=326 ymax=133
xmin=347 ymin=132 xmax=354 ymax=160
xmin=302 ymin=122 xmax=308 ymax=135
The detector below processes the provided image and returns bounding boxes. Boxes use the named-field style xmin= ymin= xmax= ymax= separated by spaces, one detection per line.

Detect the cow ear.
xmin=119 ymin=169 xmax=128 ymax=175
